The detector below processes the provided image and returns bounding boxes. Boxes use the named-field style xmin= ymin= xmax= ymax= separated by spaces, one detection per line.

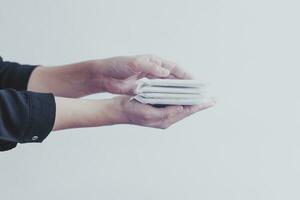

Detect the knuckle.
xmin=149 ymin=55 xmax=162 ymax=65
xmin=130 ymin=56 xmax=141 ymax=71
xmin=144 ymin=54 xmax=156 ymax=59
xmin=153 ymin=65 xmax=161 ymax=72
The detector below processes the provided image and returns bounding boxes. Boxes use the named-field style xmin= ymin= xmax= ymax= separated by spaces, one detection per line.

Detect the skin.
xmin=27 ymin=55 xmax=215 ymax=131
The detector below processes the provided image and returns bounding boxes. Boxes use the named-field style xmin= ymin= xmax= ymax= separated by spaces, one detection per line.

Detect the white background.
xmin=1 ymin=0 xmax=300 ymax=199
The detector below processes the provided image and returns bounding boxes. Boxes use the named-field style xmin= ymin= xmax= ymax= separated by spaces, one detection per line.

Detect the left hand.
xmin=91 ymin=54 xmax=193 ymax=95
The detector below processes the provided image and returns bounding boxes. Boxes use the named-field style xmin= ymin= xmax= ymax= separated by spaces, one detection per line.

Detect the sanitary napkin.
xmin=132 ymin=78 xmax=209 ymax=105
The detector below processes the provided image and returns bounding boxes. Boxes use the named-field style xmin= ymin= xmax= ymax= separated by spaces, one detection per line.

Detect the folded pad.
xmin=132 ymin=78 xmax=209 ymax=105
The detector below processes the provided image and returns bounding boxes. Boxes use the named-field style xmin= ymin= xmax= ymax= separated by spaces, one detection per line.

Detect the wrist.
xmin=53 ymin=97 xmax=128 ymax=131
xmin=105 ymin=97 xmax=129 ymax=125
xmin=88 ymin=59 xmax=111 ymax=92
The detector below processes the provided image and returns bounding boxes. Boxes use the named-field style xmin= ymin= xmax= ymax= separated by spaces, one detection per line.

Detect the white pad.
xmin=132 ymin=78 xmax=209 ymax=105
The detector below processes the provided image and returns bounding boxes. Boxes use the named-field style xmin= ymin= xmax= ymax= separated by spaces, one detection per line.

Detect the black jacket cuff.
xmin=0 ymin=140 xmax=17 ymax=151
xmin=21 ymin=92 xmax=56 ymax=143
xmin=13 ymin=64 xmax=38 ymax=90
xmin=0 ymin=60 xmax=38 ymax=90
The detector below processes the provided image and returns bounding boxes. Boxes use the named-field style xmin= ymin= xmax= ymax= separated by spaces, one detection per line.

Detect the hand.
xmin=53 ymin=95 xmax=215 ymax=131
xmin=91 ymin=55 xmax=193 ymax=95
xmin=110 ymin=96 xmax=215 ymax=129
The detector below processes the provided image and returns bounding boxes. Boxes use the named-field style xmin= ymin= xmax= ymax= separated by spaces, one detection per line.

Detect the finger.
xmin=147 ymin=99 xmax=215 ymax=123
xmin=164 ymin=100 xmax=216 ymax=126
xmin=144 ymin=73 xmax=176 ymax=79
xmin=104 ymin=77 xmax=138 ymax=95
xmin=161 ymin=59 xmax=193 ymax=79
xmin=131 ymin=55 xmax=170 ymax=77
xmin=183 ymin=102 xmax=215 ymax=115
xmin=165 ymin=74 xmax=179 ymax=79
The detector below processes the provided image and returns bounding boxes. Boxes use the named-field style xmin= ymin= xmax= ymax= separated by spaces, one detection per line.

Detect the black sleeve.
xmin=0 ymin=57 xmax=39 ymax=90
xmin=0 ymin=57 xmax=56 ymax=151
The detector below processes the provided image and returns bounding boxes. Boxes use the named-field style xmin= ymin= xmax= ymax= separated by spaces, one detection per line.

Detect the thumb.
xmin=151 ymin=65 xmax=170 ymax=77
xmin=103 ymin=78 xmax=136 ymax=95
xmin=132 ymin=56 xmax=170 ymax=77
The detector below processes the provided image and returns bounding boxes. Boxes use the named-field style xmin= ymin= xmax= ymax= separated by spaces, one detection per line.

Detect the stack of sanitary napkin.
xmin=133 ymin=78 xmax=209 ymax=105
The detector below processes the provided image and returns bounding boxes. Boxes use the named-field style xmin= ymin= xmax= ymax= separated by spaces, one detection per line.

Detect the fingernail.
xmin=159 ymin=68 xmax=170 ymax=76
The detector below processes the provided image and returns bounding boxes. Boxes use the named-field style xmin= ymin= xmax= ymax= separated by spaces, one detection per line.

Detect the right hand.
xmin=111 ymin=96 xmax=215 ymax=129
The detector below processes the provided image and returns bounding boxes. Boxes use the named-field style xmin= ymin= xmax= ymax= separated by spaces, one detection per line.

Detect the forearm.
xmin=27 ymin=61 xmax=104 ymax=98
xmin=52 ymin=97 xmax=126 ymax=131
